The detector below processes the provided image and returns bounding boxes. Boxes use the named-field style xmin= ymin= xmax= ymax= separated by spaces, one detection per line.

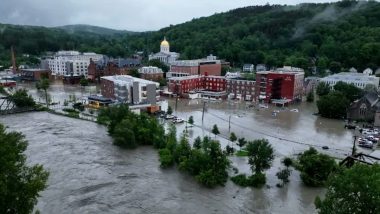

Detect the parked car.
xmin=366 ymin=135 xmax=379 ymax=143
xmin=322 ymin=146 xmax=329 ymax=150
xmin=172 ymin=118 xmax=184 ymax=123
xmin=165 ymin=114 xmax=175 ymax=120
xmin=358 ymin=139 xmax=373 ymax=149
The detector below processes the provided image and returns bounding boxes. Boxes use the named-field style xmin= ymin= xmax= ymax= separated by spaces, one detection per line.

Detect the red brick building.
xmin=254 ymin=71 xmax=304 ymax=103
xmin=227 ymin=79 xmax=256 ymax=101
xmin=20 ymin=69 xmax=51 ymax=81
xmin=168 ymin=75 xmax=226 ymax=97
xmin=88 ymin=58 xmax=141 ymax=82
xmin=167 ymin=55 xmax=222 ymax=78
xmin=138 ymin=66 xmax=164 ymax=82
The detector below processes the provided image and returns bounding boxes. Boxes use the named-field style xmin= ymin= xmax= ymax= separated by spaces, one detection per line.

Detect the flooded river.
xmin=1 ymin=82 xmax=369 ymax=213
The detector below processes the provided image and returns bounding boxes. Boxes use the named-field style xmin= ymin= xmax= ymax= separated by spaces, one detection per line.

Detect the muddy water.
xmin=1 ymin=83 xmax=364 ymax=213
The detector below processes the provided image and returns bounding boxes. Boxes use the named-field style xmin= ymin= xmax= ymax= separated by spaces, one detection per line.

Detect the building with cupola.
xmin=148 ymin=37 xmax=179 ymax=65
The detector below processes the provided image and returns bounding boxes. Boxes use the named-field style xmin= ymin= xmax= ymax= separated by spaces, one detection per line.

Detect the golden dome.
xmin=161 ymin=37 xmax=169 ymax=46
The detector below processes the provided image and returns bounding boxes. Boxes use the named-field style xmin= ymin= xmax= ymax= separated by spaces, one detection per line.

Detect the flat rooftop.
xmin=101 ymin=75 xmax=159 ymax=86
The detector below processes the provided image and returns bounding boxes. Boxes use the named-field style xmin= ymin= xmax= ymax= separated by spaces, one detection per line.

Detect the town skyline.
xmin=1 ymin=0 xmax=338 ymax=31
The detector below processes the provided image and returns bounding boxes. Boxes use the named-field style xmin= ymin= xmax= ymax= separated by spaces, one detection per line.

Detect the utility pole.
xmin=352 ymin=134 xmax=357 ymax=156
xmin=175 ymin=84 xmax=179 ymax=114
xmin=202 ymin=101 xmax=206 ymax=125
xmin=228 ymin=115 xmax=231 ymax=132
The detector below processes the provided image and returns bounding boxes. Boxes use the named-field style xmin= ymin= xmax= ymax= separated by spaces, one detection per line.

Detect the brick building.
xmin=168 ymin=75 xmax=227 ymax=99
xmin=138 ymin=66 xmax=164 ymax=82
xmin=167 ymin=55 xmax=222 ymax=78
xmin=255 ymin=69 xmax=304 ymax=103
xmin=88 ymin=57 xmax=141 ymax=82
xmin=20 ymin=69 xmax=51 ymax=81
xmin=227 ymin=79 xmax=256 ymax=101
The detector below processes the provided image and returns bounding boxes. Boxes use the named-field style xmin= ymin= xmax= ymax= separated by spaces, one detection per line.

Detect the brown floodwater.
xmin=1 ymin=82 xmax=374 ymax=213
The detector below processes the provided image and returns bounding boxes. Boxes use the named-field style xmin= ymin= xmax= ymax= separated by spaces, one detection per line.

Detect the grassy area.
xmin=235 ymin=150 xmax=249 ymax=157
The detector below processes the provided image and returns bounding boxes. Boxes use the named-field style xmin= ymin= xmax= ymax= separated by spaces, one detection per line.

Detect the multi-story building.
xmin=227 ymin=79 xmax=256 ymax=101
xmin=138 ymin=66 xmax=164 ymax=82
xmin=87 ymin=57 xmax=141 ymax=82
xmin=320 ymin=72 xmax=379 ymax=89
xmin=101 ymin=75 xmax=159 ymax=105
xmin=255 ymin=69 xmax=305 ymax=103
xmin=167 ymin=54 xmax=222 ymax=78
xmin=168 ymin=75 xmax=227 ymax=99
xmin=148 ymin=37 xmax=179 ymax=65
xmin=44 ymin=51 xmax=103 ymax=78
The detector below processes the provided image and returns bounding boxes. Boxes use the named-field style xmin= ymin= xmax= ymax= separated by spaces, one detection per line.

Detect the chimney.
xmin=11 ymin=46 xmax=17 ymax=74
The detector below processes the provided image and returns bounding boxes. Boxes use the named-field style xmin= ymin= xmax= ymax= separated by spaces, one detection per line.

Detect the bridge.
xmin=0 ymin=96 xmax=35 ymax=115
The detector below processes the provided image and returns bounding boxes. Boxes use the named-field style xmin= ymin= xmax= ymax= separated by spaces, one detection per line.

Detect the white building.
xmin=138 ymin=66 xmax=163 ymax=74
xmin=101 ymin=75 xmax=159 ymax=105
xmin=45 ymin=51 xmax=103 ymax=77
xmin=243 ymin=64 xmax=254 ymax=73
xmin=320 ymin=72 xmax=379 ymax=89
xmin=148 ymin=37 xmax=179 ymax=65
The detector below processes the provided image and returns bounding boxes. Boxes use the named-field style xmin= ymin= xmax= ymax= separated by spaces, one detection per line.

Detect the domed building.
xmin=148 ymin=37 xmax=179 ymax=65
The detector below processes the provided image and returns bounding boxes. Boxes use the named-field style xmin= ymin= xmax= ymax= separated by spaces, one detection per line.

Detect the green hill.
xmin=56 ymin=24 xmax=136 ymax=36
xmin=1 ymin=1 xmax=380 ymax=73
xmin=124 ymin=1 xmax=380 ymax=72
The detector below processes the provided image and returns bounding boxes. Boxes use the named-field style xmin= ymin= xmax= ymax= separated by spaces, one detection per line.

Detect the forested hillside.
xmin=1 ymin=1 xmax=380 ymax=73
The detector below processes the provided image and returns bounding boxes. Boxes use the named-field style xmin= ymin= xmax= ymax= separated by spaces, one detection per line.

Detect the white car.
xmin=165 ymin=115 xmax=175 ymax=120
xmin=173 ymin=118 xmax=184 ymax=123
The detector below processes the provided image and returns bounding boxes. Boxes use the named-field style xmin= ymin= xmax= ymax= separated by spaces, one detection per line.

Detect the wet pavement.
xmin=1 ymin=82 xmax=375 ymax=213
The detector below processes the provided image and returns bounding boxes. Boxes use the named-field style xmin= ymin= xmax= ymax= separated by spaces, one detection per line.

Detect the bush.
xmin=249 ymin=173 xmax=266 ymax=188
xmin=73 ymin=102 xmax=85 ymax=111
xmin=231 ymin=173 xmax=266 ymax=188
xmin=62 ymin=108 xmax=78 ymax=113
xmin=231 ymin=174 xmax=251 ymax=187
xmin=159 ymin=148 xmax=174 ymax=168
xmin=9 ymin=89 xmax=35 ymax=108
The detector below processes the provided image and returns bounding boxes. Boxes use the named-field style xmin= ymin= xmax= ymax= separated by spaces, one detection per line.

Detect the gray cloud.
xmin=0 ymin=0 xmax=337 ymax=31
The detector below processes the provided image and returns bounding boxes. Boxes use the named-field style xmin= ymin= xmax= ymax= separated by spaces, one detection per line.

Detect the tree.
xmin=158 ymin=148 xmax=174 ymax=168
xmin=229 ymin=132 xmax=237 ymax=143
xmin=237 ymin=138 xmax=247 ymax=150
xmin=188 ymin=116 xmax=194 ymax=125
xmin=246 ymin=139 xmax=274 ymax=175
xmin=282 ymin=157 xmax=293 ymax=168
xmin=9 ymin=89 xmax=36 ymax=108
xmin=315 ymin=164 xmax=380 ymax=214
xmin=276 ymin=168 xmax=291 ymax=187
xmin=79 ymin=77 xmax=89 ymax=86
xmin=333 ymin=81 xmax=363 ymax=102
xmin=129 ymin=68 xmax=140 ymax=78
xmin=297 ymin=147 xmax=337 ymax=187
xmin=317 ymin=91 xmax=349 ymax=119
xmin=36 ymin=78 xmax=50 ymax=108
xmin=0 ymin=124 xmax=49 ymax=214
xmin=212 ymin=124 xmax=220 ymax=138
xmin=193 ymin=136 xmax=202 ymax=149
xmin=167 ymin=106 xmax=173 ymax=115
xmin=306 ymin=91 xmax=314 ymax=102
xmin=316 ymin=82 xmax=330 ymax=96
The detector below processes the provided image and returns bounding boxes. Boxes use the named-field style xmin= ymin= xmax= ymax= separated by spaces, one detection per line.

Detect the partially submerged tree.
xmin=36 ymin=78 xmax=50 ymax=108
xmin=0 ymin=124 xmax=49 ymax=214
xmin=212 ymin=124 xmax=220 ymax=138
xmin=297 ymin=147 xmax=337 ymax=187
xmin=316 ymin=82 xmax=330 ymax=96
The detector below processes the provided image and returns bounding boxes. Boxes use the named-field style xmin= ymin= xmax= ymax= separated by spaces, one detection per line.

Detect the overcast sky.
xmin=1 ymin=0 xmax=337 ymax=31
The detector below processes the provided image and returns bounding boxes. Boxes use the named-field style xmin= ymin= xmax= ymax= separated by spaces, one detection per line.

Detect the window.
xmin=359 ymin=103 xmax=367 ymax=116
